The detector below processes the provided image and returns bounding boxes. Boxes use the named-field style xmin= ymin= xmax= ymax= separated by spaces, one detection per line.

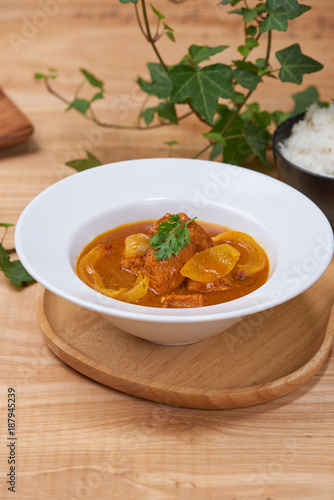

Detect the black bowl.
xmin=272 ymin=113 xmax=334 ymax=230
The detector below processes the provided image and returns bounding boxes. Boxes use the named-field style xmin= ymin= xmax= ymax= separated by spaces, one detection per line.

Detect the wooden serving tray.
xmin=0 ymin=88 xmax=33 ymax=149
xmin=35 ymin=261 xmax=334 ymax=409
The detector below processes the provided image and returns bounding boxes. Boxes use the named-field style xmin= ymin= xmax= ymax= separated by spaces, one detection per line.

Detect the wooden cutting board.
xmin=35 ymin=259 xmax=334 ymax=409
xmin=0 ymin=88 xmax=33 ymax=149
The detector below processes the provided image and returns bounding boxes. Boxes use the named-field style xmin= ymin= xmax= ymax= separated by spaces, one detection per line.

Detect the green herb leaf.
xmin=276 ymin=43 xmax=323 ymax=84
xmin=118 ymin=0 xmax=138 ymax=4
xmin=168 ymin=63 xmax=236 ymax=123
xmin=0 ymin=223 xmax=14 ymax=228
xmin=188 ymin=44 xmax=229 ymax=66
xmin=65 ymin=151 xmax=103 ymax=172
xmin=149 ymin=214 xmax=197 ymax=261
xmin=80 ymin=68 xmax=104 ymax=89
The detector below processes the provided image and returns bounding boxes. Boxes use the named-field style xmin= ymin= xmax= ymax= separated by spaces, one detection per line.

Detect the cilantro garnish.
xmin=149 ymin=214 xmax=197 ymax=261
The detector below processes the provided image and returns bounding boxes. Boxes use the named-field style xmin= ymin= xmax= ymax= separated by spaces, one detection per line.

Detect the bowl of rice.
xmin=272 ymin=103 xmax=334 ymax=229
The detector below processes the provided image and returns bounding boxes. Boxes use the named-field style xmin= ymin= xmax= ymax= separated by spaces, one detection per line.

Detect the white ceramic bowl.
xmin=15 ymin=158 xmax=334 ymax=345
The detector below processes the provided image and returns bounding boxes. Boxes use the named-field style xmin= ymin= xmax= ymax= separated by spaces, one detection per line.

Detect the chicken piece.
xmin=187 ymin=218 xmax=215 ymax=250
xmin=120 ymin=255 xmax=144 ymax=275
xmin=143 ymin=243 xmax=196 ymax=294
xmin=161 ymin=294 xmax=205 ymax=308
xmin=187 ymin=277 xmax=232 ymax=293
xmin=143 ymin=212 xmax=217 ymax=295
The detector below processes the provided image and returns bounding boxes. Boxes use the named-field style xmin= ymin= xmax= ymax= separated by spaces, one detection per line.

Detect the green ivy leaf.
xmin=137 ymin=63 xmax=172 ymax=99
xmin=91 ymin=92 xmax=104 ymax=103
xmin=245 ymin=25 xmax=257 ymax=36
xmin=65 ymin=151 xmax=103 ymax=172
xmin=34 ymin=69 xmax=57 ymax=80
xmin=165 ymin=30 xmax=175 ymax=42
xmin=0 ymin=244 xmax=35 ymax=287
xmin=210 ymin=142 xmax=224 ymax=161
xmin=272 ymin=110 xmax=290 ymax=125
xmin=141 ymin=102 xmax=178 ymax=125
xmin=276 ymin=44 xmax=323 ymax=84
xmin=267 ymin=0 xmax=300 ymax=12
xmin=203 ymin=132 xmax=227 ymax=145
xmin=233 ymin=60 xmax=258 ymax=72
xmin=259 ymin=4 xmax=311 ymax=33
xmin=212 ymin=107 xmax=270 ymax=166
xmin=289 ymin=86 xmax=321 ymax=116
xmin=188 ymin=44 xmax=229 ymax=66
xmin=245 ymin=37 xmax=259 ymax=50
xmin=219 ymin=0 xmax=242 ymax=5
xmin=237 ymin=45 xmax=251 ymax=58
xmin=150 ymin=3 xmax=165 ymax=19
xmin=234 ymin=69 xmax=261 ymax=91
xmin=80 ymin=69 xmax=104 ymax=89
xmin=168 ymin=64 xmax=236 ymax=123
xmin=232 ymin=7 xmax=258 ymax=23
xmin=66 ymin=98 xmax=91 ymax=115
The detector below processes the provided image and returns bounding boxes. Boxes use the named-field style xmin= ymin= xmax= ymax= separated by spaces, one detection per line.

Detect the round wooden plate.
xmin=35 ymin=263 xmax=334 ymax=409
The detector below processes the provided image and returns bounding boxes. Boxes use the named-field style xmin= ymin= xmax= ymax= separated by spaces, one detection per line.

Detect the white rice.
xmin=279 ymin=103 xmax=334 ymax=178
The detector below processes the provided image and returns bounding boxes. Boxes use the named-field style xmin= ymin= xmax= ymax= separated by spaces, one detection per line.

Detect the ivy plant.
xmin=35 ymin=0 xmax=324 ymax=168
xmin=0 ymin=224 xmax=35 ymax=287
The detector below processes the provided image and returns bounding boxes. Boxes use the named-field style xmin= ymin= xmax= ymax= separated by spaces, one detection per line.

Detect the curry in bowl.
xmin=76 ymin=213 xmax=269 ymax=309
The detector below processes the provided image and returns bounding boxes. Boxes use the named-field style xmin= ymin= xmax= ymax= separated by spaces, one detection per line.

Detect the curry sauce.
xmin=76 ymin=217 xmax=270 ymax=308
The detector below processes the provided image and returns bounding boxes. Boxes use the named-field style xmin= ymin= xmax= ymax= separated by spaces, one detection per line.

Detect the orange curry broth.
xmin=76 ymin=219 xmax=270 ymax=308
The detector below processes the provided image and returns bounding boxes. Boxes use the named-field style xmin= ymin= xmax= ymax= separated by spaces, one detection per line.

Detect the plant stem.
xmin=43 ymin=77 xmax=193 ymax=130
xmin=140 ymin=0 xmax=168 ymax=71
xmin=220 ymin=89 xmax=253 ymax=136
xmin=74 ymin=79 xmax=85 ymax=99
xmin=135 ymin=3 xmax=148 ymax=40
xmin=192 ymin=143 xmax=213 ymax=159
xmin=265 ymin=30 xmax=272 ymax=67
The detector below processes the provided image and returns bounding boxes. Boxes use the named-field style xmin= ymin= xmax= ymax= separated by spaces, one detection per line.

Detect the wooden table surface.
xmin=1 ymin=1 xmax=333 ymax=499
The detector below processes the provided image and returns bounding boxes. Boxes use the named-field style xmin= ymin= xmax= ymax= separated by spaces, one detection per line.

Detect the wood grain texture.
xmin=0 ymin=1 xmax=334 ymax=498
xmin=0 ymin=89 xmax=33 ymax=149
xmin=36 ymin=284 xmax=334 ymax=410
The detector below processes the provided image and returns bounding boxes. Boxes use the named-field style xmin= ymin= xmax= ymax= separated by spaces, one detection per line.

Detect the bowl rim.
xmin=272 ymin=113 xmax=334 ymax=181
xmin=15 ymin=157 xmax=334 ymax=324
